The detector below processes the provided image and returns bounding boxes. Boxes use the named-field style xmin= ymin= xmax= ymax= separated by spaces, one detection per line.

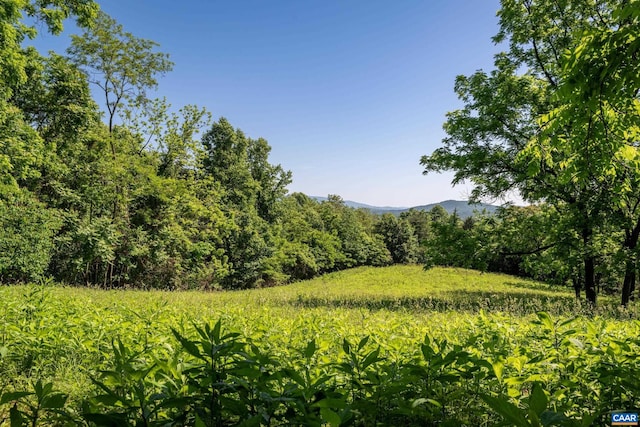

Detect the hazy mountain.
xmin=312 ymin=196 xmax=406 ymax=212
xmin=311 ymin=196 xmax=499 ymax=218
xmin=406 ymin=200 xmax=499 ymax=218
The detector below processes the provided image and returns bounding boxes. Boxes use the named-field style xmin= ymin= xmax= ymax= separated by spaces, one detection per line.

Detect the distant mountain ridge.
xmin=311 ymin=196 xmax=499 ymax=218
xmin=406 ymin=200 xmax=499 ymax=218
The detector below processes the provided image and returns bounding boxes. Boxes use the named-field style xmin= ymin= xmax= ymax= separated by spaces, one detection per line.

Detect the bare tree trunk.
xmin=582 ymin=225 xmax=597 ymax=305
xmin=584 ymin=255 xmax=596 ymax=305
xmin=621 ymin=220 xmax=640 ymax=306
xmin=572 ymin=277 xmax=581 ymax=298
xmin=622 ymin=262 xmax=635 ymax=306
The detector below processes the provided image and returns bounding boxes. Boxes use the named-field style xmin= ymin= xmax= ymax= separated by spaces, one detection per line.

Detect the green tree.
xmin=423 ymin=210 xmax=487 ymax=270
xmin=0 ymin=0 xmax=97 ymax=282
xmin=318 ymin=196 xmax=391 ymax=268
xmin=0 ymin=99 xmax=44 ymax=196
xmin=121 ymin=98 xmax=212 ymax=178
xmin=12 ymin=51 xmax=98 ymax=144
xmin=248 ymin=137 xmax=292 ymax=222
xmin=201 ymin=117 xmax=292 ymax=220
xmin=483 ymin=205 xmax=578 ymax=284
xmin=0 ymin=0 xmax=98 ymax=98
xmin=375 ymin=214 xmax=419 ymax=264
xmin=11 ymin=50 xmax=101 ymax=205
xmin=63 ymin=11 xmax=175 ymax=286
xmin=159 ymin=104 xmax=212 ymax=179
xmin=201 ymin=118 xmax=258 ymax=209
xmin=399 ymin=208 xmax=432 ymax=262
xmin=421 ymin=0 xmax=627 ymax=304
xmin=200 ymin=118 xmax=293 ymax=288
xmin=68 ymin=11 xmax=174 ymax=140
xmin=0 ymin=190 xmax=61 ymax=282
xmin=274 ymin=193 xmax=344 ymax=280
xmin=525 ymin=0 xmax=640 ymax=304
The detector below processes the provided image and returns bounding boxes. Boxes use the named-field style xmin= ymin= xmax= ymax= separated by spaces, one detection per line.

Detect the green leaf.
xmin=342 ymin=338 xmax=351 ymax=355
xmin=536 ymin=312 xmax=554 ymax=330
xmin=10 ymin=405 xmax=25 ymax=427
xmin=213 ymin=319 xmax=222 ymax=343
xmin=558 ymin=317 xmax=578 ymax=328
xmin=528 ymin=383 xmax=547 ymax=416
xmin=33 ymin=379 xmax=43 ymax=397
xmin=0 ymin=392 xmax=32 ymax=405
xmin=320 ymin=407 xmax=341 ymax=427
xmin=492 ymin=360 xmax=504 ymax=382
xmin=568 ymin=338 xmax=584 ymax=349
xmin=171 ymin=328 xmax=203 ymax=360
xmin=481 ymin=393 xmax=529 ymax=426
xmin=41 ymin=392 xmax=67 ymax=409
xmin=421 ymin=342 xmax=434 ymax=360
xmin=412 ymin=398 xmax=442 ymax=408
xmin=361 ymin=348 xmax=380 ymax=370
xmin=304 ymin=339 xmax=316 ymax=359
xmin=283 ymin=368 xmax=306 ymax=387
xmin=222 ymin=332 xmax=240 ymax=341
xmin=357 ymin=336 xmax=369 ymax=351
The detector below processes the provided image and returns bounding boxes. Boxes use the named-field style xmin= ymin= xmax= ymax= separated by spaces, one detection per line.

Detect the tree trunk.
xmin=582 ymin=224 xmax=597 ymax=305
xmin=584 ymin=255 xmax=596 ymax=305
xmin=572 ymin=277 xmax=581 ymax=298
xmin=621 ymin=219 xmax=640 ymax=306
xmin=622 ymin=261 xmax=635 ymax=306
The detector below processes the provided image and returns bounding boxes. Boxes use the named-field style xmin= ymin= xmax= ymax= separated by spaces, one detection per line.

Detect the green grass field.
xmin=1 ymin=266 xmax=639 ymax=426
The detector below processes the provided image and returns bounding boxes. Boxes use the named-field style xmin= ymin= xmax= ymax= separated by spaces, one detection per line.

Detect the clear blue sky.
xmin=29 ymin=0 xmax=505 ymax=207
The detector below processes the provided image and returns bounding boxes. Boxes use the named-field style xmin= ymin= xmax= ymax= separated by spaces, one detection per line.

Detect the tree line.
xmin=2 ymin=1 xmax=639 ymax=307
xmin=0 ymin=2 xmax=422 ymax=290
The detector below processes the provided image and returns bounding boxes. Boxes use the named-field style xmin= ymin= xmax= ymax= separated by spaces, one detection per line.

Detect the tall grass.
xmin=1 ymin=266 xmax=638 ymax=425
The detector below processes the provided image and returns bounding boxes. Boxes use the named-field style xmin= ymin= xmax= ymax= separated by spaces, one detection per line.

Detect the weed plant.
xmin=1 ymin=266 xmax=639 ymax=425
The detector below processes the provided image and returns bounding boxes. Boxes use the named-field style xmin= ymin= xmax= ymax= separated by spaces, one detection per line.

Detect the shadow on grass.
xmin=288 ymin=289 xmax=628 ymax=317
xmin=503 ymin=281 xmax=566 ymax=292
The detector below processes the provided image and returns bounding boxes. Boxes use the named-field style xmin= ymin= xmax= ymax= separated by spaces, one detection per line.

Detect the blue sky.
xmin=29 ymin=0 xmax=506 ymax=207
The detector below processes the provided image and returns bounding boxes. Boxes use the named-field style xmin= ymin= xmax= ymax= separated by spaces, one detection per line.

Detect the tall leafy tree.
xmin=200 ymin=118 xmax=294 ymax=288
xmin=421 ymin=0 xmax=624 ymax=304
xmin=65 ymin=11 xmax=174 ymax=284
xmin=248 ymin=137 xmax=292 ymax=222
xmin=201 ymin=117 xmax=292 ymax=221
xmin=201 ymin=118 xmax=258 ymax=209
xmin=1 ymin=0 xmax=98 ymax=195
xmin=375 ymin=214 xmax=419 ymax=264
xmin=67 ymin=10 xmax=174 ymax=141
xmin=12 ymin=52 xmax=99 ymax=146
xmin=526 ymin=0 xmax=640 ymax=304
xmin=0 ymin=0 xmax=98 ymax=98
xmin=0 ymin=0 xmax=97 ymax=281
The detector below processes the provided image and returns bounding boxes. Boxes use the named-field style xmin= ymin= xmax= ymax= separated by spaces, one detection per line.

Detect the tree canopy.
xmin=422 ymin=0 xmax=640 ymax=304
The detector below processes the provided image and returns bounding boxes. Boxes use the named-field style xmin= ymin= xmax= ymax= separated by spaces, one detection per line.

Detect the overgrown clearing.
xmin=1 ymin=266 xmax=639 ymax=425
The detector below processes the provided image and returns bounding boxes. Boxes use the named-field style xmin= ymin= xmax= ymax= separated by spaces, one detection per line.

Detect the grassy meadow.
xmin=1 ymin=266 xmax=640 ymax=425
